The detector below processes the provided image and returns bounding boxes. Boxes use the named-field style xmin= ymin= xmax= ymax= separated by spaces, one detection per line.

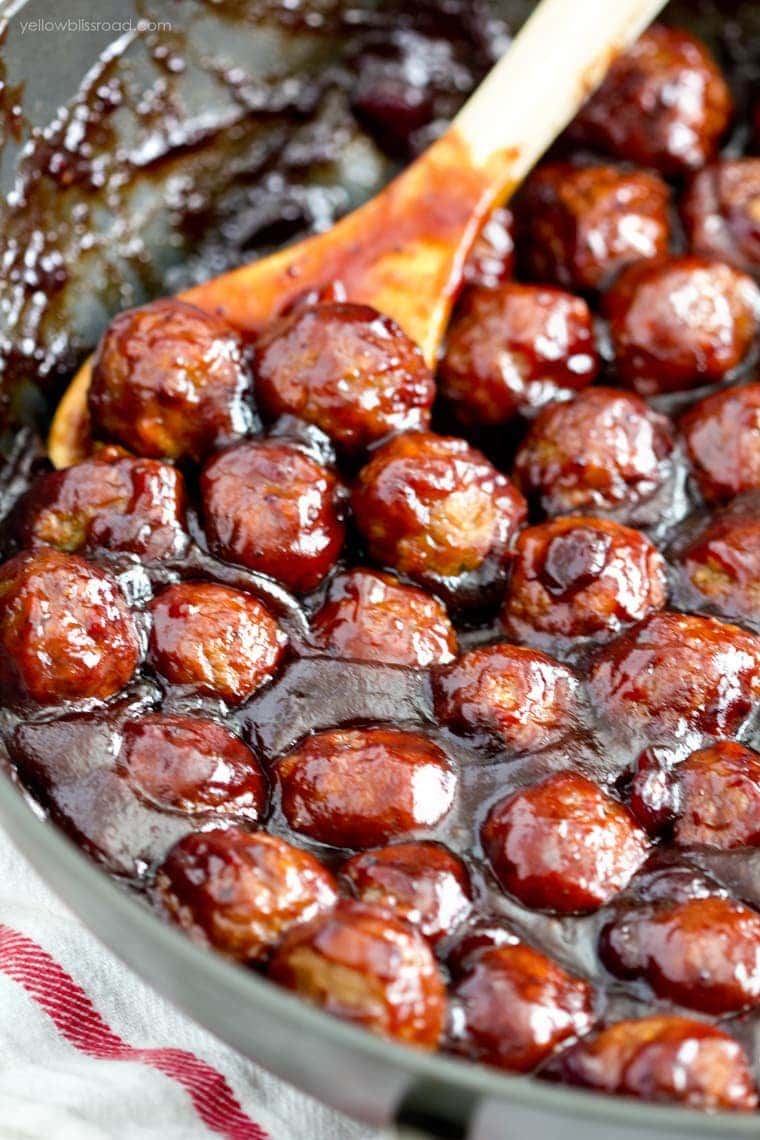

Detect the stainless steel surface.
xmin=0 ymin=2 xmax=758 ymax=1137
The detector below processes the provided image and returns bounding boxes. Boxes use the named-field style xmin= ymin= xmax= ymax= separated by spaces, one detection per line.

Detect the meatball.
xmin=89 ymin=299 xmax=253 ymax=462
xmin=154 ymin=828 xmax=337 ymax=963
xmin=513 ymin=387 xmax=675 ymax=521
xmin=122 ymin=714 xmax=267 ymax=822
xmin=452 ymin=943 xmax=595 ymax=1072
xmin=201 ymin=439 xmax=345 ymax=594
xmin=628 ymin=746 xmax=679 ymax=837
xmin=276 ymin=727 xmax=456 ymax=849
xmin=462 ymin=207 xmax=515 ymax=289
xmin=604 ymin=256 xmax=759 ymax=396
xmin=554 ymin=1015 xmax=757 ymax=1111
xmin=502 ymin=517 xmax=667 ymax=651
xmin=433 ymin=643 xmax=579 ymax=753
xmin=515 ymin=163 xmax=671 ymax=292
xmin=482 ymin=771 xmax=649 ymax=913
xmin=13 ymin=451 xmax=188 ymax=561
xmin=567 ymin=24 xmax=733 ymax=176
xmin=252 ymin=302 xmax=434 ymax=453
xmin=680 ymin=382 xmax=760 ymax=504
xmin=149 ymin=582 xmax=286 ymax=704
xmin=672 ymin=494 xmax=760 ymax=626
xmin=439 ymin=284 xmax=598 ymax=428
xmin=352 ymin=431 xmax=526 ymax=598
xmin=0 ymin=549 xmax=140 ymax=704
xmin=671 ymin=740 xmax=760 ymax=849
xmin=681 ymin=159 xmax=760 ymax=275
xmin=310 ymin=568 xmax=457 ymax=667
xmin=446 ymin=917 xmax=522 ymax=976
xmin=269 ymin=899 xmax=445 ymax=1047
xmin=588 ymin=612 xmax=760 ymax=743
xmin=341 ymin=842 xmax=471 ymax=945
xmin=600 ymin=894 xmax=760 ymax=1015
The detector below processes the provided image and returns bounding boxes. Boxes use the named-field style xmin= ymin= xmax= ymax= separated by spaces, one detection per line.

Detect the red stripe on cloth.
xmin=0 ymin=924 xmax=270 ymax=1140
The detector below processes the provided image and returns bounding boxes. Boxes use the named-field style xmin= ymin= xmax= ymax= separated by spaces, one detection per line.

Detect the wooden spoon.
xmin=49 ymin=0 xmax=666 ymax=469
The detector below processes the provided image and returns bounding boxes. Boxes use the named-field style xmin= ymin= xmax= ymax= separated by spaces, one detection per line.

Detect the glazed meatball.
xmin=311 ymin=568 xmax=457 ymax=667
xmin=567 ymin=25 xmax=733 ymax=176
xmin=671 ymin=741 xmax=760 ymax=849
xmin=154 ymin=828 xmax=337 ymax=963
xmin=439 ymin=284 xmax=598 ymax=428
xmin=554 ymin=1016 xmax=757 ymax=1111
xmin=600 ymin=894 xmax=760 ymax=1015
xmin=462 ymin=207 xmax=515 ymax=289
xmin=149 ymin=582 xmax=286 ymax=704
xmin=268 ymin=899 xmax=446 ymax=1049
xmin=433 ymin=643 xmax=579 ymax=753
xmin=515 ymin=163 xmax=671 ymax=292
xmin=122 ymin=714 xmax=267 ymax=822
xmin=89 ymin=299 xmax=253 ymax=462
xmin=276 ymin=727 xmax=456 ymax=849
xmin=446 ymin=917 xmax=522 ymax=976
xmin=680 ymin=382 xmax=760 ymax=504
xmin=201 ymin=439 xmax=345 ymax=593
xmin=502 ymin=517 xmax=667 ymax=651
xmin=588 ymin=612 xmax=760 ymax=743
xmin=513 ymin=388 xmax=675 ymax=522
xmin=604 ymin=256 xmax=759 ymax=395
xmin=252 ymin=302 xmax=434 ymax=453
xmin=681 ymin=159 xmax=760 ymax=275
xmin=341 ymin=842 xmax=471 ymax=945
xmin=482 ymin=771 xmax=649 ymax=913
xmin=352 ymin=431 xmax=526 ymax=599
xmin=13 ymin=451 xmax=188 ymax=561
xmin=452 ymin=943 xmax=595 ymax=1072
xmin=0 ymin=549 xmax=140 ymax=704
xmin=672 ymin=494 xmax=760 ymax=626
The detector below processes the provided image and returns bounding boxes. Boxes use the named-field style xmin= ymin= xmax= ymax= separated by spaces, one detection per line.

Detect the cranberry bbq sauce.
xmin=2 ymin=8 xmax=760 ymax=1116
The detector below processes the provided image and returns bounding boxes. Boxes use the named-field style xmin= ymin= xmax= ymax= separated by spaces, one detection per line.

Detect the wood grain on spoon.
xmin=49 ymin=0 xmax=666 ymax=469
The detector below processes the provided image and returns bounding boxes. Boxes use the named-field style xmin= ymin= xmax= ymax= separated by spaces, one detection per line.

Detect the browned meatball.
xmin=671 ymin=741 xmax=760 ymax=849
xmin=311 ymin=568 xmax=457 ymax=667
xmin=201 ymin=439 xmax=345 ymax=594
xmin=352 ymin=431 xmax=526 ymax=597
xmin=567 ymin=25 xmax=733 ymax=176
xmin=681 ymin=159 xmax=760 ymax=275
xmin=149 ymin=582 xmax=286 ymax=704
xmin=252 ymin=302 xmax=434 ymax=453
xmin=13 ymin=451 xmax=188 ymax=561
xmin=122 ymin=714 xmax=267 ymax=822
xmin=680 ymin=382 xmax=760 ymax=504
xmin=515 ymin=163 xmax=671 ymax=292
xmin=154 ymin=828 xmax=337 ymax=963
xmin=341 ymin=842 xmax=471 ymax=945
xmin=0 ymin=549 xmax=140 ymax=704
xmin=604 ymin=257 xmax=759 ymax=395
xmin=439 ymin=284 xmax=598 ymax=427
xmin=554 ymin=1016 xmax=757 ymax=1111
xmin=600 ymin=894 xmax=760 ymax=1015
xmin=276 ymin=727 xmax=456 ymax=849
xmin=588 ymin=612 xmax=760 ymax=743
xmin=672 ymin=494 xmax=760 ymax=626
xmin=513 ymin=387 xmax=675 ymax=521
xmin=502 ymin=517 xmax=667 ymax=651
xmin=462 ymin=207 xmax=515 ymax=289
xmin=482 ymin=771 xmax=648 ymax=914
xmin=452 ymin=943 xmax=595 ymax=1072
xmin=433 ymin=643 xmax=579 ymax=753
xmin=89 ymin=300 xmax=253 ymax=462
xmin=268 ymin=899 xmax=446 ymax=1048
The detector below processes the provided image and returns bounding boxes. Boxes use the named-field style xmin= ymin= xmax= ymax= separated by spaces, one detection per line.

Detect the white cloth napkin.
xmin=0 ymin=828 xmax=388 ymax=1140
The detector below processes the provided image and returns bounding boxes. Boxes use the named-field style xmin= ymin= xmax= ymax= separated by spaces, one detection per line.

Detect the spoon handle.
xmin=455 ymin=0 xmax=668 ymax=176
